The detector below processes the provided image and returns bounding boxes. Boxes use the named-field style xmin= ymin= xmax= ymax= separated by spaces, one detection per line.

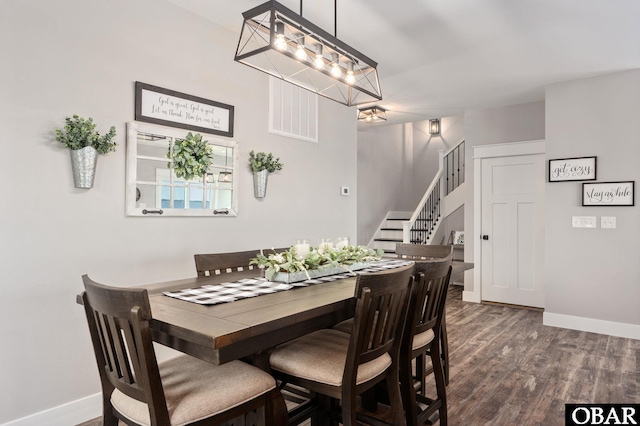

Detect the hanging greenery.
xmin=55 ymin=115 xmax=117 ymax=154
xmin=168 ymin=132 xmax=214 ymax=181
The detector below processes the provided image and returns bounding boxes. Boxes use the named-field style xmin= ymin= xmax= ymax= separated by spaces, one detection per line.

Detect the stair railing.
xmin=403 ymin=139 xmax=465 ymax=244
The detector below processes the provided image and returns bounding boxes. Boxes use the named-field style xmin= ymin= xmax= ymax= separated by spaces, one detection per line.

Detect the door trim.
xmin=465 ymin=140 xmax=546 ymax=304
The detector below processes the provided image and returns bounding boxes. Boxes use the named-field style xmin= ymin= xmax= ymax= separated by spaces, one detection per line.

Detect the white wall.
xmin=463 ymin=101 xmax=546 ymax=293
xmin=0 ymin=1 xmax=357 ymax=423
xmin=544 ymin=70 xmax=640 ymax=332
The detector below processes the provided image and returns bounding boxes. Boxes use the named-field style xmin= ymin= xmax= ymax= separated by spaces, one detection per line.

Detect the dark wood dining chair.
xmin=395 ymin=243 xmax=453 ymax=385
xmin=81 ymin=275 xmax=287 ymax=426
xmin=194 ymin=248 xmax=289 ymax=277
xmin=269 ymin=264 xmax=414 ymax=426
xmin=400 ymin=261 xmax=453 ymax=426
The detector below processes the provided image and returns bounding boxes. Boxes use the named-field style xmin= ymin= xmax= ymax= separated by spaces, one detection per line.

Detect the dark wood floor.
xmin=79 ymin=285 xmax=640 ymax=426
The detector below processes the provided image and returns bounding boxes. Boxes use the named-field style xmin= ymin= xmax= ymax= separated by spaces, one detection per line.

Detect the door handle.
xmin=482 ymin=235 xmax=489 ymax=240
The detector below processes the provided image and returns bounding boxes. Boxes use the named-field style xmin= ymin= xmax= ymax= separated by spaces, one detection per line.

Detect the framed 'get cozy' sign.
xmin=548 ymin=156 xmax=597 ymax=182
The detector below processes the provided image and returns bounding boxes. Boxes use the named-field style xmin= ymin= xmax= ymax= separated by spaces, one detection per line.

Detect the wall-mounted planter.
xmin=253 ymin=170 xmax=269 ymax=198
xmin=70 ymin=146 xmax=98 ymax=188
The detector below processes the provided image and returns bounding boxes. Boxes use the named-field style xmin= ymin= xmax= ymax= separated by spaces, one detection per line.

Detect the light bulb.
xmin=274 ymin=22 xmax=286 ymax=51
xmin=314 ymin=45 xmax=324 ymax=68
xmin=330 ymin=53 xmax=341 ymax=78
xmin=294 ymin=35 xmax=306 ymax=60
xmin=345 ymin=61 xmax=355 ymax=85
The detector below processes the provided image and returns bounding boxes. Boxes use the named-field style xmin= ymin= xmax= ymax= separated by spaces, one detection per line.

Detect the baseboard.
xmin=543 ymin=312 xmax=640 ymax=340
xmin=1 ymin=393 xmax=101 ymax=426
xmin=462 ymin=289 xmax=481 ymax=303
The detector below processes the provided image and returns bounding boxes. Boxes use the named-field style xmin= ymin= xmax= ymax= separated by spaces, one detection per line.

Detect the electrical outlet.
xmin=601 ymin=216 xmax=616 ymax=229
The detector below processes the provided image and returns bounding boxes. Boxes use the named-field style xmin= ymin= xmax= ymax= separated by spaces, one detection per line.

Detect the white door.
xmin=480 ymin=154 xmax=545 ymax=308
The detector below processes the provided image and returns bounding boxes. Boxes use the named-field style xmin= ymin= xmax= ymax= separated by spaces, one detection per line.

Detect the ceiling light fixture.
xmin=357 ymin=106 xmax=387 ymax=123
xmin=429 ymin=118 xmax=440 ymax=135
xmin=234 ymin=0 xmax=382 ymax=107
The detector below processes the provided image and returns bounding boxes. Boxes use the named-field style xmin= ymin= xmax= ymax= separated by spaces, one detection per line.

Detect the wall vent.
xmin=269 ymin=76 xmax=318 ymax=143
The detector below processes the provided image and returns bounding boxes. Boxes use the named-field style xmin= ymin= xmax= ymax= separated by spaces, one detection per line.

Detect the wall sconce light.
xmin=357 ymin=106 xmax=387 ymax=123
xmin=234 ymin=0 xmax=382 ymax=107
xmin=429 ymin=118 xmax=440 ymax=135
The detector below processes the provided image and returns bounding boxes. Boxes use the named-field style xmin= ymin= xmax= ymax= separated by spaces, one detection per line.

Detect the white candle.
xmin=335 ymin=237 xmax=349 ymax=250
xmin=318 ymin=238 xmax=334 ymax=252
xmin=294 ymin=240 xmax=310 ymax=259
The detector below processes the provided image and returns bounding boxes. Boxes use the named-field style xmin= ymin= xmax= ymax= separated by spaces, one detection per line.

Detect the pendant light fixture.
xmin=357 ymin=106 xmax=387 ymax=123
xmin=234 ymin=0 xmax=382 ymax=107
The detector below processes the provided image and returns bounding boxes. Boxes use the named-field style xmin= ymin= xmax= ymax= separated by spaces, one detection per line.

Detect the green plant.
xmin=250 ymin=245 xmax=382 ymax=281
xmin=249 ymin=150 xmax=284 ymax=173
xmin=55 ymin=115 xmax=117 ymax=154
xmin=168 ymin=132 xmax=214 ymax=181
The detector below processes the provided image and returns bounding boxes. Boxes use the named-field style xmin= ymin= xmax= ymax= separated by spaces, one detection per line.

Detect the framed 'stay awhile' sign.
xmin=548 ymin=156 xmax=597 ymax=182
xmin=135 ymin=82 xmax=234 ymax=137
xmin=582 ymin=181 xmax=635 ymax=206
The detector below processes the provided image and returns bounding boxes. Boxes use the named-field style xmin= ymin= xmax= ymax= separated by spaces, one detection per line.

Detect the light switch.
xmin=601 ymin=216 xmax=616 ymax=229
xmin=340 ymin=186 xmax=350 ymax=196
xmin=572 ymin=216 xmax=597 ymax=228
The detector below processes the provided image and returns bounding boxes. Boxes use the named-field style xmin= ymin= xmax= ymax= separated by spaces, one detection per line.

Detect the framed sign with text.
xmin=548 ymin=156 xmax=596 ymax=182
xmin=582 ymin=181 xmax=635 ymax=206
xmin=135 ymin=82 xmax=234 ymax=137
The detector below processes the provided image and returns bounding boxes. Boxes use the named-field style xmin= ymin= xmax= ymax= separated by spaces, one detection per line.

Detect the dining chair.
xmin=395 ymin=243 xmax=453 ymax=385
xmin=80 ymin=274 xmax=287 ymax=426
xmin=268 ymin=263 xmax=414 ymax=426
xmin=194 ymin=248 xmax=289 ymax=277
xmin=400 ymin=261 xmax=453 ymax=426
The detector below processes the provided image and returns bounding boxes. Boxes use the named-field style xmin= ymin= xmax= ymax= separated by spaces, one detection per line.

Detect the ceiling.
xmin=166 ymin=0 xmax=640 ymax=125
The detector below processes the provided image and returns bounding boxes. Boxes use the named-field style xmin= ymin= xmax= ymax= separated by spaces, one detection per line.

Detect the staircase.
xmin=370 ymin=211 xmax=412 ymax=254
xmin=370 ymin=140 xmax=466 ymax=255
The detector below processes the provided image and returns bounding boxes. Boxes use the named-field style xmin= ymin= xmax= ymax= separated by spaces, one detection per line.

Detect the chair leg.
xmin=266 ymin=388 xmax=288 ymax=426
xmin=341 ymin=387 xmax=358 ymax=426
xmin=386 ymin=371 xmax=407 ymax=426
xmin=441 ymin=315 xmax=450 ymax=385
xmin=400 ymin=357 xmax=419 ymax=426
xmin=431 ymin=344 xmax=448 ymax=426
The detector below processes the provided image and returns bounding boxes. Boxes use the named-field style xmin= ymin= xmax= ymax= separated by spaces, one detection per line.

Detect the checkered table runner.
xmin=163 ymin=259 xmax=413 ymax=306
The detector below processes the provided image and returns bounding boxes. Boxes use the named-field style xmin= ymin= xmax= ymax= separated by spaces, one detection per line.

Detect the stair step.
xmin=374 ymin=238 xmax=403 ymax=242
xmin=387 ymin=218 xmax=410 ymax=221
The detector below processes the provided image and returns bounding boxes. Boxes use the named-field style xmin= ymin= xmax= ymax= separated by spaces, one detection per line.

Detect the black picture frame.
xmin=548 ymin=156 xmax=597 ymax=182
xmin=582 ymin=181 xmax=635 ymax=206
xmin=135 ymin=81 xmax=234 ymax=137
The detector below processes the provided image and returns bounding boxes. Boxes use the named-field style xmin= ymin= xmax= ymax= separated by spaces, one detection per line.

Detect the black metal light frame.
xmin=357 ymin=106 xmax=387 ymax=123
xmin=234 ymin=0 xmax=382 ymax=107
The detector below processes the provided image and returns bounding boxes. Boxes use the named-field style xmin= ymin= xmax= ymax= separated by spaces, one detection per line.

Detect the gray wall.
xmin=545 ymin=70 xmax=640 ymax=325
xmin=0 ymin=0 xmax=357 ymax=423
xmin=463 ymin=101 xmax=546 ymax=292
xmin=356 ymin=116 xmax=464 ymax=245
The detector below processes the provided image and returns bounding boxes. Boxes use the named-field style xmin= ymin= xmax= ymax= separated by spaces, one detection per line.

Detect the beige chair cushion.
xmin=270 ymin=329 xmax=392 ymax=387
xmin=334 ymin=318 xmax=434 ymax=351
xmin=111 ymin=356 xmax=276 ymax=426
xmin=413 ymin=328 xmax=435 ymax=350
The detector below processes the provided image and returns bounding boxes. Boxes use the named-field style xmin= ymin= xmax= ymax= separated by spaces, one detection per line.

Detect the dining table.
xmin=140 ymin=268 xmax=361 ymax=367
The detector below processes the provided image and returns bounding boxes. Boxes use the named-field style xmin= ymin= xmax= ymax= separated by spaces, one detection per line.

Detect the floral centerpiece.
xmin=250 ymin=244 xmax=383 ymax=282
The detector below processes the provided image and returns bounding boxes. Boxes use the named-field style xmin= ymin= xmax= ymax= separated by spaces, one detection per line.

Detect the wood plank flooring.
xmin=78 ymin=285 xmax=640 ymax=426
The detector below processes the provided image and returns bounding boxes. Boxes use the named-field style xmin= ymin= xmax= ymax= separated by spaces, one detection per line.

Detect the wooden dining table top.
xmin=141 ymin=270 xmax=359 ymax=365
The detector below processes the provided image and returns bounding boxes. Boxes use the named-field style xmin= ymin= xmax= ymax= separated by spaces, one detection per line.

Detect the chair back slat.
xmin=347 ymin=264 xmax=414 ymax=369
xmin=82 ymin=275 xmax=170 ymax=423
xmin=194 ymin=248 xmax=289 ymax=277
